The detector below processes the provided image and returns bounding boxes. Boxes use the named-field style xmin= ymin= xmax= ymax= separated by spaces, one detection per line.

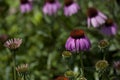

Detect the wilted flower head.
xmin=4 ymin=38 xmax=22 ymax=49
xmin=16 ymin=64 xmax=29 ymax=74
xmin=64 ymin=70 xmax=75 ymax=78
xmin=87 ymin=7 xmax=107 ymax=28
xmin=55 ymin=76 xmax=69 ymax=80
xmin=98 ymin=40 xmax=109 ymax=49
xmin=95 ymin=60 xmax=109 ymax=70
xmin=77 ymin=76 xmax=87 ymax=80
xmin=42 ymin=0 xmax=61 ymax=15
xmin=65 ymin=29 xmax=91 ymax=53
xmin=62 ymin=51 xmax=72 ymax=58
xmin=20 ymin=0 xmax=32 ymax=13
xmin=64 ymin=0 xmax=80 ymax=16
xmin=100 ymin=19 xmax=117 ymax=36
xmin=0 ymin=34 xmax=9 ymax=43
xmin=113 ymin=61 xmax=120 ymax=70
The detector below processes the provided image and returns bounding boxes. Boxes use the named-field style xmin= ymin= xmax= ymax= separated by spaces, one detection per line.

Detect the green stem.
xmin=24 ymin=74 xmax=26 ymax=80
xmin=13 ymin=50 xmax=16 ymax=80
xmin=80 ymin=52 xmax=84 ymax=76
xmin=101 ymin=49 xmax=106 ymax=60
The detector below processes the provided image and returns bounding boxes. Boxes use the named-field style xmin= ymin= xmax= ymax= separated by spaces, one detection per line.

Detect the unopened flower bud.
xmin=62 ymin=51 xmax=72 ymax=58
xmin=77 ymin=76 xmax=87 ymax=80
xmin=64 ymin=70 xmax=75 ymax=78
xmin=98 ymin=40 xmax=109 ymax=49
xmin=95 ymin=60 xmax=109 ymax=70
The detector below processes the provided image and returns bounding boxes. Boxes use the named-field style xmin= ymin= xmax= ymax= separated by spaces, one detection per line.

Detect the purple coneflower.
xmin=64 ymin=0 xmax=80 ymax=16
xmin=4 ymin=38 xmax=22 ymax=49
xmin=65 ymin=29 xmax=91 ymax=53
xmin=20 ymin=0 xmax=32 ymax=13
xmin=42 ymin=0 xmax=61 ymax=15
xmin=100 ymin=19 xmax=117 ymax=36
xmin=87 ymin=7 xmax=107 ymax=28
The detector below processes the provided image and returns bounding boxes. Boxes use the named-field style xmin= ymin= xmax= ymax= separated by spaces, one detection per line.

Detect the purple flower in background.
xmin=64 ymin=0 xmax=80 ymax=16
xmin=42 ymin=0 xmax=61 ymax=15
xmin=87 ymin=7 xmax=107 ymax=28
xmin=20 ymin=0 xmax=32 ymax=13
xmin=100 ymin=19 xmax=117 ymax=36
xmin=114 ymin=61 xmax=120 ymax=70
xmin=65 ymin=29 xmax=91 ymax=53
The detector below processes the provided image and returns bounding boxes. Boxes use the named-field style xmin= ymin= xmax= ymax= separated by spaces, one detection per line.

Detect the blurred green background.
xmin=0 ymin=0 xmax=120 ymax=80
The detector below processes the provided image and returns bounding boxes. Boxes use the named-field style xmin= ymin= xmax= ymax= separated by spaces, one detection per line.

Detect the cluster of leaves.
xmin=0 ymin=0 xmax=120 ymax=80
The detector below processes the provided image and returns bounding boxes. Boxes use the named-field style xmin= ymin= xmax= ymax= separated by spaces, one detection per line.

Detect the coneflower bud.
xmin=98 ymin=40 xmax=109 ymax=49
xmin=62 ymin=51 xmax=72 ymax=58
xmin=64 ymin=70 xmax=75 ymax=78
xmin=95 ymin=60 xmax=109 ymax=70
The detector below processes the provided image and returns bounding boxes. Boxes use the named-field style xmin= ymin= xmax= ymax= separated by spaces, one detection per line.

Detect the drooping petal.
xmin=87 ymin=18 xmax=91 ymax=28
xmin=69 ymin=39 xmax=75 ymax=52
xmin=91 ymin=18 xmax=99 ymax=27
xmin=64 ymin=2 xmax=80 ymax=16
xmin=96 ymin=15 xmax=105 ymax=25
xmin=98 ymin=11 xmax=107 ymax=19
xmin=76 ymin=39 xmax=80 ymax=52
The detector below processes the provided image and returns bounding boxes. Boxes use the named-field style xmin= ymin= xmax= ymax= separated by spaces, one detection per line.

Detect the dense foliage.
xmin=0 ymin=0 xmax=120 ymax=80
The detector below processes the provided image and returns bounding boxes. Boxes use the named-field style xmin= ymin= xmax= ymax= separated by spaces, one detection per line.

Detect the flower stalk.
xmin=12 ymin=50 xmax=16 ymax=80
xmin=80 ymin=52 xmax=84 ymax=77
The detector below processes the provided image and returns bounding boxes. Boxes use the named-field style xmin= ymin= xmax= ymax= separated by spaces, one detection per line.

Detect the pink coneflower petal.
xmin=87 ymin=18 xmax=91 ymax=28
xmin=96 ymin=16 xmax=105 ymax=24
xmin=64 ymin=2 xmax=80 ymax=16
xmin=98 ymin=11 xmax=107 ymax=19
xmin=100 ymin=19 xmax=117 ymax=36
xmin=87 ymin=8 xmax=107 ymax=28
xmin=42 ymin=0 xmax=61 ymax=15
xmin=76 ymin=39 xmax=80 ymax=52
xmin=91 ymin=18 xmax=98 ymax=27
xmin=20 ymin=0 xmax=32 ymax=13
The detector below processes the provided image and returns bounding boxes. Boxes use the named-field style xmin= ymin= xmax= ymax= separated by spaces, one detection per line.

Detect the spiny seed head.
xmin=70 ymin=29 xmax=85 ymax=39
xmin=62 ymin=51 xmax=72 ymax=58
xmin=87 ymin=7 xmax=98 ymax=18
xmin=98 ymin=40 xmax=109 ymax=49
xmin=105 ymin=19 xmax=113 ymax=27
xmin=95 ymin=60 xmax=109 ymax=70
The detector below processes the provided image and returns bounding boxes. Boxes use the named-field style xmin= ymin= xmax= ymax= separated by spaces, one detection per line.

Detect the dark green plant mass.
xmin=0 ymin=0 xmax=120 ymax=80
